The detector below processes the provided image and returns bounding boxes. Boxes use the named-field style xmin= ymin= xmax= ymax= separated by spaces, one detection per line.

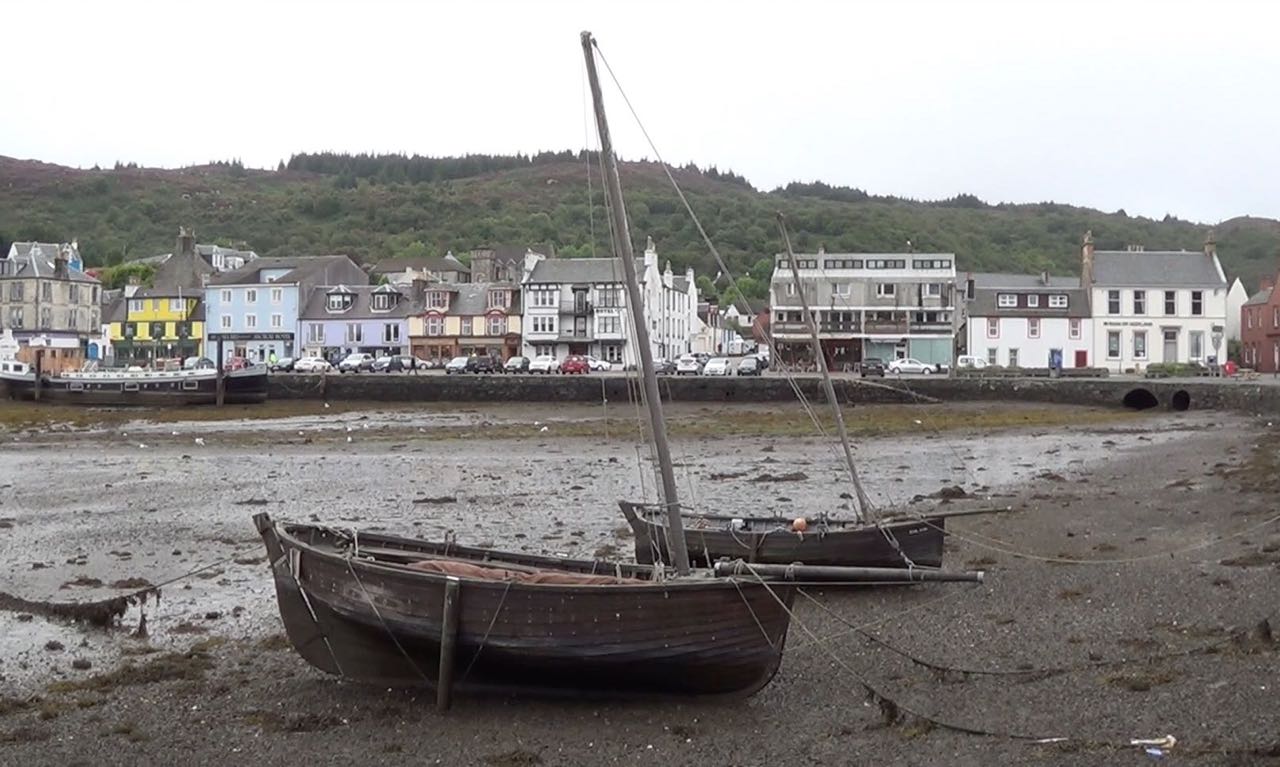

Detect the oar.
xmin=713 ymin=560 xmax=985 ymax=584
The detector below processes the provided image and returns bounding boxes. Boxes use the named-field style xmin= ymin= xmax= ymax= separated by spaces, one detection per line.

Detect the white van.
xmin=955 ymin=355 xmax=988 ymax=369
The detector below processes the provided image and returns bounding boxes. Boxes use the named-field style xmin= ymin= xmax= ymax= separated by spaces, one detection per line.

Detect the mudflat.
xmin=0 ymin=401 xmax=1277 ymax=766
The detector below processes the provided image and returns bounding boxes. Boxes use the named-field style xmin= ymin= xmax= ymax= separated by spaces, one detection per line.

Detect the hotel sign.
xmin=208 ymin=332 xmax=294 ymax=341
xmin=1101 ymin=320 xmax=1153 ymax=327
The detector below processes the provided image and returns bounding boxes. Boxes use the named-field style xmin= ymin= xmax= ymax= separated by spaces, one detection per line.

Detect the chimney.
xmin=1040 ymin=269 xmax=1050 ymax=286
xmin=1203 ymin=229 xmax=1217 ymax=258
xmin=643 ymin=236 xmax=657 ymax=269
xmin=1262 ymin=276 xmax=1276 ymax=293
xmin=53 ymin=252 xmax=69 ymax=280
xmin=1081 ymin=230 xmax=1095 ymax=284
xmin=177 ymin=226 xmax=196 ymax=261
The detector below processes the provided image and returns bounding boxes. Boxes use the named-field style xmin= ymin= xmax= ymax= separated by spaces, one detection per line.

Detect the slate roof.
xmin=966 ymin=272 xmax=1089 ymax=318
xmin=208 ymin=255 xmax=361 ymax=286
xmin=526 ymin=257 xmax=642 ymax=284
xmin=195 ymin=244 xmax=256 ymax=266
xmin=1244 ymin=287 xmax=1274 ymax=306
xmin=1091 ymin=250 xmax=1226 ymax=288
xmin=103 ymin=295 xmax=127 ymax=323
xmin=371 ymin=254 xmax=469 ymax=275
xmin=298 ymin=284 xmax=419 ymax=320
xmin=0 ymin=247 xmax=99 ymax=283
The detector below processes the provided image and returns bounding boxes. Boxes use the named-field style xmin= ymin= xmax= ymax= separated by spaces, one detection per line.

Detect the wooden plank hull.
xmin=620 ymin=502 xmax=946 ymax=568
xmin=255 ymin=516 xmax=795 ymax=698
xmin=0 ymin=369 xmax=268 ymax=405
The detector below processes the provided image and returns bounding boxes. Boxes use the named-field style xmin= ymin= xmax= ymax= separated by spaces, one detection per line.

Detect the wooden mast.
xmin=582 ymin=31 xmax=691 ymax=574
xmin=776 ymin=214 xmax=875 ymax=521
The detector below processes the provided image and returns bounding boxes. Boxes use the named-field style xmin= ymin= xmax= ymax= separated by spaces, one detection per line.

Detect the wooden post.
xmin=436 ymin=578 xmax=461 ymax=711
xmin=215 ymin=338 xmax=225 ymax=407
xmin=32 ymin=350 xmax=42 ymax=402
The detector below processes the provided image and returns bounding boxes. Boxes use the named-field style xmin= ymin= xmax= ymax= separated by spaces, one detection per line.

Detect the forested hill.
xmin=1 ymin=152 xmax=1276 ymax=301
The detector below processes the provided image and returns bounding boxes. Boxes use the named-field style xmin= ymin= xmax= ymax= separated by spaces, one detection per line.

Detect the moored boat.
xmin=0 ymin=359 xmax=268 ymax=405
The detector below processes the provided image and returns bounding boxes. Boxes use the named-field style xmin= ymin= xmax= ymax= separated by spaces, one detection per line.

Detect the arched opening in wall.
xmin=1169 ymin=390 xmax=1191 ymax=411
xmin=1122 ymin=388 xmax=1159 ymax=410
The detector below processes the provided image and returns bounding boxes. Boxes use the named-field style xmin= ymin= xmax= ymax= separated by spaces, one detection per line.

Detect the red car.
xmin=560 ymin=355 xmax=590 ymax=374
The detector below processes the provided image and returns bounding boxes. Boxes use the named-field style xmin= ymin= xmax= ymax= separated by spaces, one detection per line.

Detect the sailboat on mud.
xmin=254 ymin=32 xmax=982 ymax=704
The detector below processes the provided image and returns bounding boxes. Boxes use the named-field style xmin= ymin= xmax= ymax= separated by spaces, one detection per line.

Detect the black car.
xmin=372 ymin=355 xmax=416 ymax=373
xmin=860 ymin=357 xmax=886 ymax=378
xmin=503 ymin=356 xmax=531 ymax=373
xmin=735 ymin=356 xmax=762 ymax=376
xmin=465 ymin=355 xmax=498 ymax=374
xmin=653 ymin=358 xmax=677 ymax=375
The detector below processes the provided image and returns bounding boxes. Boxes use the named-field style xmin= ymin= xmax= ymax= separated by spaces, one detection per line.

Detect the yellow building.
xmin=408 ymin=282 xmax=522 ymax=360
xmin=108 ymin=289 xmax=205 ymax=363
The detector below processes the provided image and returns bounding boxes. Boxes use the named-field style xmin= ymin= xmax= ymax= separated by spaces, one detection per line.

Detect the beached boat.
xmin=254 ymin=515 xmax=795 ymax=697
xmin=0 ymin=358 xmax=268 ymax=405
xmin=620 ymin=503 xmax=946 ymax=568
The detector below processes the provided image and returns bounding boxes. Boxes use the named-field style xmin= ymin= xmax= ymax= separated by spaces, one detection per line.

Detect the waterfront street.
xmin=0 ymin=401 xmax=1277 ymax=766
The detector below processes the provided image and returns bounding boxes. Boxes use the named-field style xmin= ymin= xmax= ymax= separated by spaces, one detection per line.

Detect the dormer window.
xmin=488 ymin=290 xmax=508 ymax=308
xmin=327 ymin=291 xmax=354 ymax=312
xmin=428 ymin=291 xmax=448 ymax=309
xmin=371 ymin=292 xmax=396 ymax=311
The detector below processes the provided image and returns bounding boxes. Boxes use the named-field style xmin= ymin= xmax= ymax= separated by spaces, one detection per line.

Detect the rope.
xmin=343 ymin=555 xmax=434 ymax=687
xmin=457 ymin=579 xmax=514 ymax=683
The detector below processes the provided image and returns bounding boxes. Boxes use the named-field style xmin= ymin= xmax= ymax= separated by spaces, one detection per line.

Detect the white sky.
xmin=5 ymin=0 xmax=1278 ymax=222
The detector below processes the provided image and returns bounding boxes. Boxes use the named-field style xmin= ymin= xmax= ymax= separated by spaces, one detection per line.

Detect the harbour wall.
xmin=267 ymin=374 xmax=1280 ymax=413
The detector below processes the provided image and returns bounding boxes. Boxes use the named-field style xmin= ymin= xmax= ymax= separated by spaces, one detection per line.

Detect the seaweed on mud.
xmin=46 ymin=641 xmax=218 ymax=694
xmin=0 ymin=587 xmax=160 ymax=628
xmin=483 ymin=751 xmax=544 ymax=767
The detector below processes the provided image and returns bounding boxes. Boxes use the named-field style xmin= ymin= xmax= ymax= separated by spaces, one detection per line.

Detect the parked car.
xmin=504 ymin=356 xmax=531 ymax=373
xmin=860 ymin=357 xmax=886 ymax=377
xmin=584 ymin=355 xmax=613 ymax=372
xmin=183 ymin=357 xmax=215 ymax=370
xmin=225 ymin=356 xmax=251 ymax=371
xmin=529 ymin=355 xmax=560 ymax=374
xmin=269 ymin=356 xmax=296 ymax=372
xmin=338 ymin=353 xmax=375 ymax=373
xmin=373 ymin=355 xmax=416 ymax=373
xmin=703 ymin=357 xmax=731 ymax=376
xmin=676 ymin=355 xmax=702 ymax=375
xmin=694 ymin=352 xmax=711 ymax=368
xmin=560 ymin=355 xmax=590 ymax=374
xmin=888 ymin=357 xmax=938 ymax=375
xmin=293 ymin=356 xmax=333 ymax=373
xmin=444 ymin=356 xmax=469 ymax=374
xmin=735 ymin=356 xmax=762 ymax=376
xmin=653 ymin=358 xmax=678 ymax=375
xmin=955 ymin=355 xmax=988 ymax=369
xmin=465 ymin=355 xmax=498 ymax=374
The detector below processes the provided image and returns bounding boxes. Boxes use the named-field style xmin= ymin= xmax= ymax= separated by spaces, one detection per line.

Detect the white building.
xmin=1084 ymin=231 xmax=1229 ymax=373
xmin=1226 ymin=277 xmax=1248 ymax=342
xmin=963 ymin=272 xmax=1092 ymax=368
xmin=769 ymin=250 xmax=958 ymax=369
xmin=520 ymin=238 xmax=699 ymax=366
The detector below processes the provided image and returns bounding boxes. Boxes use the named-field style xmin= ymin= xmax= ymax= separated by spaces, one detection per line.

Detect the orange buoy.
xmin=792 ymin=517 xmax=808 ymax=533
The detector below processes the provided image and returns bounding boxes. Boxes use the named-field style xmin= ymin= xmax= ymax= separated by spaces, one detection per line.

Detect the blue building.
xmin=203 ymin=255 xmax=367 ymax=363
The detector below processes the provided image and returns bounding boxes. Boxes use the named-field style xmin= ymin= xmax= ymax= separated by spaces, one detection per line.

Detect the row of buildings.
xmin=4 ymin=228 xmax=1279 ymax=374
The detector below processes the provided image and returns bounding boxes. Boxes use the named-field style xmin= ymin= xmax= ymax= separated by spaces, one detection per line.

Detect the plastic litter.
xmin=1131 ymin=735 xmax=1177 ymax=751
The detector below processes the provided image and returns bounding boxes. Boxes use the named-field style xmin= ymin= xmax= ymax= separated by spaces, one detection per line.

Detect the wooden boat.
xmin=0 ymin=358 xmax=268 ymax=405
xmin=254 ymin=514 xmax=794 ymax=697
xmin=620 ymin=502 xmax=946 ymax=568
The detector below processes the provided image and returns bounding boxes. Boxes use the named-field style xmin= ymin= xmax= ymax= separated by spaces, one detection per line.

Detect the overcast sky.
xmin=5 ymin=0 xmax=1277 ymax=222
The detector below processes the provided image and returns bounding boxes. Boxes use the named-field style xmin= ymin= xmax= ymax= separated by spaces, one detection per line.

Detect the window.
xmin=1189 ymin=330 xmax=1204 ymax=359
xmin=129 ymin=299 xmax=143 ymax=313
xmin=487 ymin=316 xmax=505 ymax=336
xmin=997 ymin=293 xmax=1016 ymax=308
xmin=912 ymin=259 xmax=951 ymax=269
xmin=1027 ymin=318 xmax=1040 ymax=338
xmin=876 ymin=283 xmax=896 ymax=298
xmin=987 ymin=348 xmax=998 ymax=366
xmin=426 ymin=316 xmax=443 ymax=336
xmin=220 ymin=314 xmax=232 ymax=329
xmin=327 ymin=293 xmax=352 ymax=312
xmin=603 ymin=344 xmax=623 ymax=363
xmin=1134 ymin=330 xmax=1147 ymax=359
xmin=169 ymin=298 xmax=184 ymax=313
xmin=1069 ymin=318 xmax=1081 ymax=339
xmin=246 ymin=289 xmax=258 ymax=303
xmin=866 ymin=259 xmax=906 ymax=269
xmin=531 ymin=289 xmax=557 ymax=308
xmin=488 ymin=290 xmax=508 ymax=308
xmin=832 ymin=282 xmax=851 ymax=296
xmin=1008 ymin=348 xmax=1019 ymax=367
xmin=9 ymin=283 xmax=21 ymax=300
xmin=1164 ymin=290 xmax=1176 ymax=315
xmin=825 ymin=258 xmax=864 ymax=269
xmin=40 ymin=308 xmax=51 ymax=328
xmin=534 ymin=344 xmax=556 ymax=357
xmin=785 ymin=283 xmax=796 ymax=296
xmin=307 ymin=323 xmax=324 ymax=343
xmin=346 ymin=323 xmax=362 ymax=344
xmin=1274 ymin=307 xmax=1279 ymax=328
xmin=271 ymin=288 xmax=283 ymax=304
xmin=1190 ymin=290 xmax=1203 ymax=316
xmin=923 ymin=283 xmax=942 ymax=298
xmin=220 ymin=290 xmax=232 ymax=303
xmin=371 ymin=293 xmax=392 ymax=311
xmin=245 ymin=314 xmax=257 ymax=328
xmin=532 ymin=316 xmax=556 ymax=333
xmin=1026 ymin=294 xmax=1040 ymax=308
xmin=1133 ymin=290 xmax=1145 ymax=315
xmin=42 ymin=282 xmax=52 ymax=301
xmin=1049 ymin=294 xmax=1068 ymax=309
xmin=8 ymin=307 xmax=23 ymax=328
xmin=271 ymin=313 xmax=282 ymax=328
xmin=69 ymin=285 xmax=80 ymax=302
xmin=597 ymin=315 xmax=619 ymax=335
xmin=596 ymin=287 xmax=622 ymax=307
xmin=429 ymin=291 xmax=449 ymax=309
xmin=461 ymin=318 xmax=473 ymax=336
xmin=1107 ymin=290 xmax=1120 ymax=315
xmin=986 ymin=318 xmax=999 ymax=338
xmin=383 ymin=323 xmax=401 ymax=344
xmin=1107 ymin=331 xmax=1121 ymax=359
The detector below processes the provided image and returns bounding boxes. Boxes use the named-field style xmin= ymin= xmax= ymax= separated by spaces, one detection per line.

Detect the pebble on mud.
xmin=44 ymin=641 xmax=64 ymax=652
xmin=71 ymin=659 xmax=91 ymax=670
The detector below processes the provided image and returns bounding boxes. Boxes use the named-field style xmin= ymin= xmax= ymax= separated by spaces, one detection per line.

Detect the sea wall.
xmin=267 ymin=374 xmax=1280 ymax=413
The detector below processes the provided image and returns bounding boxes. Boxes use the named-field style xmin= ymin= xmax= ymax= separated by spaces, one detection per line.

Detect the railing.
xmin=771 ymin=320 xmax=862 ymax=336
xmin=863 ymin=320 xmax=909 ymax=334
xmin=561 ymin=298 xmax=593 ymax=314
xmin=557 ymin=329 xmax=594 ymax=342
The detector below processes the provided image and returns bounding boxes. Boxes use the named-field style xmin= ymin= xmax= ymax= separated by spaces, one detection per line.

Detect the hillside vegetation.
xmin=1 ymin=152 xmax=1276 ymax=302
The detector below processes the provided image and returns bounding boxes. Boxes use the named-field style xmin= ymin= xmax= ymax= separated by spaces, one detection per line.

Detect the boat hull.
xmin=620 ymin=502 xmax=946 ymax=569
xmin=255 ymin=516 xmax=794 ymax=698
xmin=0 ymin=368 xmax=268 ymax=405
